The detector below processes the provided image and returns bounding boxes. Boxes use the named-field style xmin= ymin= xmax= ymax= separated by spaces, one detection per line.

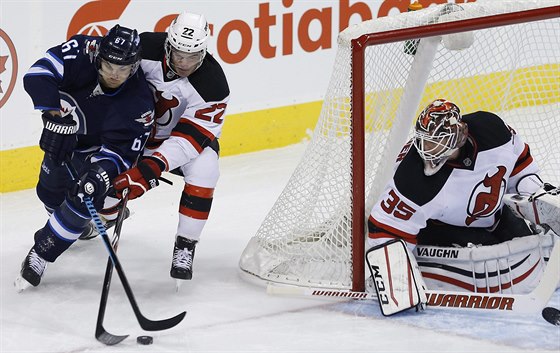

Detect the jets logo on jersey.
xmin=59 ymin=92 xmax=85 ymax=133
xmin=135 ymin=110 xmax=155 ymax=127
xmin=466 ymin=166 xmax=507 ymax=225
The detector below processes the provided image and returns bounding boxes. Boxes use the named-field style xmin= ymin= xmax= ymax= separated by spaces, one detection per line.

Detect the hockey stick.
xmin=266 ymin=238 xmax=560 ymax=315
xmin=65 ymin=163 xmax=186 ymax=336
xmin=95 ymin=189 xmax=130 ymax=345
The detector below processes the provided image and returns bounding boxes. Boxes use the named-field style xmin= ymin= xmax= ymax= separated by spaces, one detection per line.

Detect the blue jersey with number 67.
xmin=23 ymin=34 xmax=155 ymax=179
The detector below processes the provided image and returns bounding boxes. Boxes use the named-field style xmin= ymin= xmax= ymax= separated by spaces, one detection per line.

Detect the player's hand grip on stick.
xmin=39 ymin=111 xmax=77 ymax=165
xmin=113 ymin=158 xmax=163 ymax=200
xmin=70 ymin=163 xmax=111 ymax=204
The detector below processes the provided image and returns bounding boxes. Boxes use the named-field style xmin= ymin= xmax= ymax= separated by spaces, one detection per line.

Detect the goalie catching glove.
xmin=113 ymin=157 xmax=165 ymax=200
xmin=504 ymin=183 xmax=560 ymax=235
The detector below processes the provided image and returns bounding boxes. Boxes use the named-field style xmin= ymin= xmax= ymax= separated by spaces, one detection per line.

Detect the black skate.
xmin=15 ymin=248 xmax=48 ymax=291
xmin=79 ymin=207 xmax=130 ymax=240
xmin=170 ymin=236 xmax=197 ymax=282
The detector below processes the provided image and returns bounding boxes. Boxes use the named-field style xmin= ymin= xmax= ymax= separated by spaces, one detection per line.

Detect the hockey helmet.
xmin=165 ymin=12 xmax=209 ymax=76
xmin=96 ymin=24 xmax=141 ymax=77
xmin=413 ymin=99 xmax=468 ymax=176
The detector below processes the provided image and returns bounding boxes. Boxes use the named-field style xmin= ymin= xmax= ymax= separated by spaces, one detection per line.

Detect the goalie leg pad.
xmin=415 ymin=233 xmax=555 ymax=294
xmin=366 ymin=239 xmax=427 ymax=316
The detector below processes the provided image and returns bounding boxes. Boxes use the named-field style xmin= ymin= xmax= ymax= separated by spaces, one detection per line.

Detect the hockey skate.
xmin=170 ymin=236 xmax=197 ymax=290
xmin=79 ymin=207 xmax=131 ymax=240
xmin=14 ymin=248 xmax=48 ymax=292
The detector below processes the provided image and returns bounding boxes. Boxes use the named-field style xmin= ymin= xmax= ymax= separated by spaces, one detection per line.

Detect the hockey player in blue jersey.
xmin=15 ymin=25 xmax=155 ymax=291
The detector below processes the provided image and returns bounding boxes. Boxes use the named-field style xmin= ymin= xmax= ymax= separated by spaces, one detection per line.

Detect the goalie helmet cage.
xmin=239 ymin=1 xmax=560 ymax=292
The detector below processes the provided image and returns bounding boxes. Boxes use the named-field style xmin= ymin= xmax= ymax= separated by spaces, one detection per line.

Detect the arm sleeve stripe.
xmin=171 ymin=119 xmax=214 ymax=153
xmin=44 ymin=51 xmax=64 ymax=78
xmin=368 ymin=215 xmax=417 ymax=243
xmin=511 ymin=143 xmax=534 ymax=177
xmin=25 ymin=67 xmax=56 ymax=77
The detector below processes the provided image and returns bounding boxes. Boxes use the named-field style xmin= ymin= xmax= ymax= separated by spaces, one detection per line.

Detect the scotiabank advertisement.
xmin=0 ymin=0 xmax=465 ymax=152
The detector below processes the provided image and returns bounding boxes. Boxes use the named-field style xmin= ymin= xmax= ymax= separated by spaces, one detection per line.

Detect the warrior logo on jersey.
xmin=153 ymin=88 xmax=180 ymax=127
xmin=465 ymin=166 xmax=507 ymax=225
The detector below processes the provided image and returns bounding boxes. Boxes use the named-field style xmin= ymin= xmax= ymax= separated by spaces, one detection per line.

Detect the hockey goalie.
xmin=365 ymin=99 xmax=559 ymax=316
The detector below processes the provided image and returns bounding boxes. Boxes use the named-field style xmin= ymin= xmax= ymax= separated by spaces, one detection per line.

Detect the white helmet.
xmin=165 ymin=12 xmax=209 ymax=76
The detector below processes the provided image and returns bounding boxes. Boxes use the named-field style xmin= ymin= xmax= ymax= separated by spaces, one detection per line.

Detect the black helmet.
xmin=96 ymin=24 xmax=141 ymax=75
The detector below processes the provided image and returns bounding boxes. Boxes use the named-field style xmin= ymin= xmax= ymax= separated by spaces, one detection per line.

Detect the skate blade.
xmin=14 ymin=275 xmax=32 ymax=293
xmin=175 ymin=279 xmax=183 ymax=292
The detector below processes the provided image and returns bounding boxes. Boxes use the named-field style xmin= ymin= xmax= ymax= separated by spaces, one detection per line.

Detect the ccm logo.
xmin=370 ymin=265 xmax=389 ymax=305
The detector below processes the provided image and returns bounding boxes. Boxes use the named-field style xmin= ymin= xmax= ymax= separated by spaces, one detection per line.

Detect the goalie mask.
xmin=413 ymin=99 xmax=468 ymax=176
xmin=165 ymin=12 xmax=209 ymax=77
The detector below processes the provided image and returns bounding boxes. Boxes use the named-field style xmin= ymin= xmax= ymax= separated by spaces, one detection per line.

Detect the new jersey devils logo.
xmin=154 ymin=89 xmax=180 ymax=127
xmin=466 ymin=166 xmax=507 ymax=225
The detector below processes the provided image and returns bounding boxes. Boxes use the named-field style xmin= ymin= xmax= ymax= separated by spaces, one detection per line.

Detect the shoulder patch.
xmin=135 ymin=110 xmax=155 ymax=127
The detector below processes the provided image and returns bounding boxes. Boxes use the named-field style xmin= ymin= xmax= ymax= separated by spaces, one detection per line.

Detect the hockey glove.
xmin=113 ymin=158 xmax=163 ymax=200
xmin=39 ymin=111 xmax=78 ymax=165
xmin=69 ymin=163 xmax=111 ymax=205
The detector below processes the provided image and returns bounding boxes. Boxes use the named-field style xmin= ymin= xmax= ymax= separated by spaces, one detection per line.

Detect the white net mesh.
xmin=240 ymin=0 xmax=560 ymax=290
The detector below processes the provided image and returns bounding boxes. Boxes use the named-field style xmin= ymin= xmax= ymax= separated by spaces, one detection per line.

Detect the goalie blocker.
xmin=365 ymin=239 xmax=427 ymax=316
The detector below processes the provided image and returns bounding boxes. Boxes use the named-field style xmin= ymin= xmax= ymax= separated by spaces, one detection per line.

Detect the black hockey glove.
xmin=69 ymin=163 xmax=111 ymax=206
xmin=39 ymin=111 xmax=78 ymax=165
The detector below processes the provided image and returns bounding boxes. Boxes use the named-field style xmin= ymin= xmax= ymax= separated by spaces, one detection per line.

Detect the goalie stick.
xmin=266 ymin=237 xmax=560 ymax=315
xmin=65 ymin=163 xmax=187 ymax=342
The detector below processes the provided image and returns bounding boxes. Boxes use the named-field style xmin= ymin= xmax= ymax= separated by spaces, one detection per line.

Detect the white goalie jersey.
xmin=368 ymin=111 xmax=540 ymax=248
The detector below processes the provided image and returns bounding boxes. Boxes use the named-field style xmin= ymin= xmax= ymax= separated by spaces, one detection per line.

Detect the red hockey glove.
xmin=113 ymin=158 xmax=163 ymax=200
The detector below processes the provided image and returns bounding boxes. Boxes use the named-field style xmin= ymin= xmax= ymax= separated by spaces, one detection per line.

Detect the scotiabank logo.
xmin=67 ymin=0 xmax=131 ymax=38
xmin=67 ymin=0 xmax=465 ymax=65
xmin=0 ymin=29 xmax=18 ymax=109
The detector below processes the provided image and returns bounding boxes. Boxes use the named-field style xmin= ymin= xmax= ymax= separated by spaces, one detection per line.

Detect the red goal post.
xmin=240 ymin=1 xmax=560 ymax=293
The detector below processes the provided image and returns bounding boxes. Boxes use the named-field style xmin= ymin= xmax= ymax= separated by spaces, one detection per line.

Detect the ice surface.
xmin=1 ymin=144 xmax=558 ymax=352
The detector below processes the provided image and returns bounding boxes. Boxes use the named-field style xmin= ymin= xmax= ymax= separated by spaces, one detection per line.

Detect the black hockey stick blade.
xmin=95 ymin=327 xmax=129 ymax=346
xmin=138 ymin=310 xmax=187 ymax=331
xmin=95 ymin=259 xmax=129 ymax=345
xmin=542 ymin=307 xmax=560 ymax=326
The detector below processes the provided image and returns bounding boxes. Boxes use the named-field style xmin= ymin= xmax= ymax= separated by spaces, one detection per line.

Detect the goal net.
xmin=239 ymin=0 xmax=560 ymax=292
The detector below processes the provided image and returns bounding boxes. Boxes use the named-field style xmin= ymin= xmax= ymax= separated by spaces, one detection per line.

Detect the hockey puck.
xmin=137 ymin=335 xmax=154 ymax=345
xmin=542 ymin=307 xmax=560 ymax=326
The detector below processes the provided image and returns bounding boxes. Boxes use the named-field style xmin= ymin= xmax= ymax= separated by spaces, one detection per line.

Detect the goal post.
xmin=239 ymin=0 xmax=560 ymax=293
